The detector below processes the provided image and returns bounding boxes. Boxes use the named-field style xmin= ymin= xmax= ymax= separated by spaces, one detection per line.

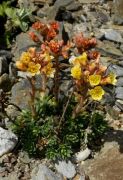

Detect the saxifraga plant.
xmin=12 ymin=96 xmax=108 ymax=160
xmin=13 ymin=21 xmax=116 ymax=160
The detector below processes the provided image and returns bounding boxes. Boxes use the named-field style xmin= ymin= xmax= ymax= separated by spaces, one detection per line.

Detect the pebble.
xmin=55 ymin=160 xmax=76 ymax=178
xmin=75 ymin=148 xmax=91 ymax=162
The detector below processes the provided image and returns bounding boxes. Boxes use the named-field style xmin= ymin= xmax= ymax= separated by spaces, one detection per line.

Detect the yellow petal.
xmin=108 ymin=72 xmax=117 ymax=85
xmin=71 ymin=65 xmax=82 ymax=80
xmin=89 ymin=86 xmax=105 ymax=101
xmin=27 ymin=62 xmax=41 ymax=76
xmin=89 ymin=74 xmax=101 ymax=86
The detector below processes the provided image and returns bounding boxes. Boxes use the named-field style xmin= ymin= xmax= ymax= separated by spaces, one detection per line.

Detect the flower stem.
xmin=27 ymin=76 xmax=36 ymax=118
xmin=54 ymin=56 xmax=60 ymax=103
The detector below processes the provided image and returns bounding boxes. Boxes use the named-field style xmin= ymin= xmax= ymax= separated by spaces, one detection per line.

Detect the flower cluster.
xmin=29 ymin=21 xmax=72 ymax=58
xmin=74 ymin=33 xmax=97 ymax=53
xmin=16 ymin=48 xmax=55 ymax=77
xmin=70 ymin=51 xmax=117 ymax=101
xmin=29 ymin=21 xmax=59 ymax=42
xmin=16 ymin=21 xmax=117 ymax=103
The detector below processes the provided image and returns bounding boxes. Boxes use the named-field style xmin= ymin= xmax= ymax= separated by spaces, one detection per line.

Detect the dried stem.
xmin=54 ymin=56 xmax=60 ymax=102
xmin=58 ymin=90 xmax=73 ymax=131
xmin=27 ymin=76 xmax=36 ymax=117
xmin=41 ymin=73 xmax=47 ymax=96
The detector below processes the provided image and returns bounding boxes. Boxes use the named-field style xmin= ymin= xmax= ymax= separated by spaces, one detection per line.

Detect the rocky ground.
xmin=1 ymin=0 xmax=123 ymax=179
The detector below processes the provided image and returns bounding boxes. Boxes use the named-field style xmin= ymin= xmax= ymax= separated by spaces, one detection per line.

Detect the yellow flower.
xmin=89 ymin=74 xmax=101 ymax=86
xmin=42 ymin=63 xmax=55 ymax=78
xmin=75 ymin=52 xmax=87 ymax=66
xmin=108 ymin=72 xmax=117 ymax=85
xmin=89 ymin=86 xmax=105 ymax=101
xmin=42 ymin=53 xmax=54 ymax=62
xmin=71 ymin=65 xmax=82 ymax=80
xmin=20 ymin=52 xmax=31 ymax=65
xmin=16 ymin=61 xmax=27 ymax=71
xmin=27 ymin=62 xmax=41 ymax=76
xmin=69 ymin=52 xmax=87 ymax=66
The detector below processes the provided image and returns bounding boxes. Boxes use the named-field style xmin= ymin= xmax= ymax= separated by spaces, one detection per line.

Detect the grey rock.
xmin=53 ymin=0 xmax=74 ymax=9
xmin=55 ymin=160 xmax=76 ymax=178
xmin=19 ymin=151 xmax=31 ymax=164
xmin=10 ymin=78 xmax=31 ymax=110
xmin=83 ymin=139 xmax=123 ymax=180
xmin=116 ymin=77 xmax=123 ymax=86
xmin=0 ymin=127 xmax=18 ymax=157
xmin=75 ymin=148 xmax=91 ymax=162
xmin=66 ymin=2 xmax=81 ymax=11
xmin=113 ymin=0 xmax=123 ymax=25
xmin=0 ymin=57 xmax=9 ymax=76
xmin=120 ymin=44 xmax=123 ymax=53
xmin=18 ymin=0 xmax=36 ymax=11
xmin=117 ymin=60 xmax=123 ymax=66
xmin=79 ymin=0 xmax=99 ymax=3
xmin=5 ymin=105 xmax=20 ymax=120
xmin=31 ymin=164 xmax=62 ymax=180
xmin=10 ymin=76 xmax=43 ymax=110
xmin=9 ymin=62 xmax=17 ymax=78
xmin=0 ymin=172 xmax=19 ymax=180
xmin=96 ymin=40 xmax=123 ymax=57
xmin=0 ymin=50 xmax=12 ymax=60
xmin=115 ymin=100 xmax=123 ymax=111
xmin=115 ymin=87 xmax=123 ymax=100
xmin=13 ymin=33 xmax=37 ymax=61
xmin=73 ymin=23 xmax=87 ymax=34
xmin=104 ymin=29 xmax=123 ymax=43
xmin=47 ymin=0 xmax=74 ymax=20
xmin=36 ymin=4 xmax=51 ymax=18
xmin=0 ymin=73 xmax=12 ymax=92
xmin=110 ymin=65 xmax=123 ymax=77
xmin=113 ymin=16 xmax=123 ymax=25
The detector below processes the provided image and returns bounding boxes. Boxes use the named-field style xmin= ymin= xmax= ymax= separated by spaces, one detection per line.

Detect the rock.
xmin=5 ymin=105 xmax=20 ymax=120
xmin=55 ymin=160 xmax=76 ymax=178
xmin=13 ymin=33 xmax=37 ymax=61
xmin=0 ymin=172 xmax=19 ymax=180
xmin=0 ymin=50 xmax=12 ymax=61
xmin=66 ymin=2 xmax=81 ymax=11
xmin=47 ymin=0 xmax=74 ymax=20
xmin=79 ymin=0 xmax=99 ymax=3
xmin=113 ymin=0 xmax=123 ymax=25
xmin=0 ymin=57 xmax=9 ymax=76
xmin=83 ymin=132 xmax=123 ymax=180
xmin=75 ymin=148 xmax=91 ymax=162
xmin=96 ymin=40 xmax=123 ymax=57
xmin=36 ymin=4 xmax=50 ymax=18
xmin=32 ymin=0 xmax=53 ymax=5
xmin=18 ymin=151 xmax=31 ymax=164
xmin=115 ymin=100 xmax=123 ymax=111
xmin=73 ymin=174 xmax=87 ymax=180
xmin=104 ymin=29 xmax=123 ymax=43
xmin=73 ymin=23 xmax=87 ymax=34
xmin=0 ymin=73 xmax=12 ymax=92
xmin=109 ymin=65 xmax=123 ymax=77
xmin=31 ymin=164 xmax=62 ymax=180
xmin=10 ymin=76 xmax=43 ymax=110
xmin=56 ymin=8 xmax=73 ymax=22
xmin=18 ymin=0 xmax=36 ymax=11
xmin=10 ymin=78 xmax=31 ymax=110
xmin=115 ymin=87 xmax=123 ymax=100
xmin=120 ymin=44 xmax=123 ymax=53
xmin=116 ymin=77 xmax=123 ymax=86
xmin=0 ymin=127 xmax=18 ymax=157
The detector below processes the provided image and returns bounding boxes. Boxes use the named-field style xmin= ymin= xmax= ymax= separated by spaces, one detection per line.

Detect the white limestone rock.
xmin=0 ymin=127 xmax=18 ymax=157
